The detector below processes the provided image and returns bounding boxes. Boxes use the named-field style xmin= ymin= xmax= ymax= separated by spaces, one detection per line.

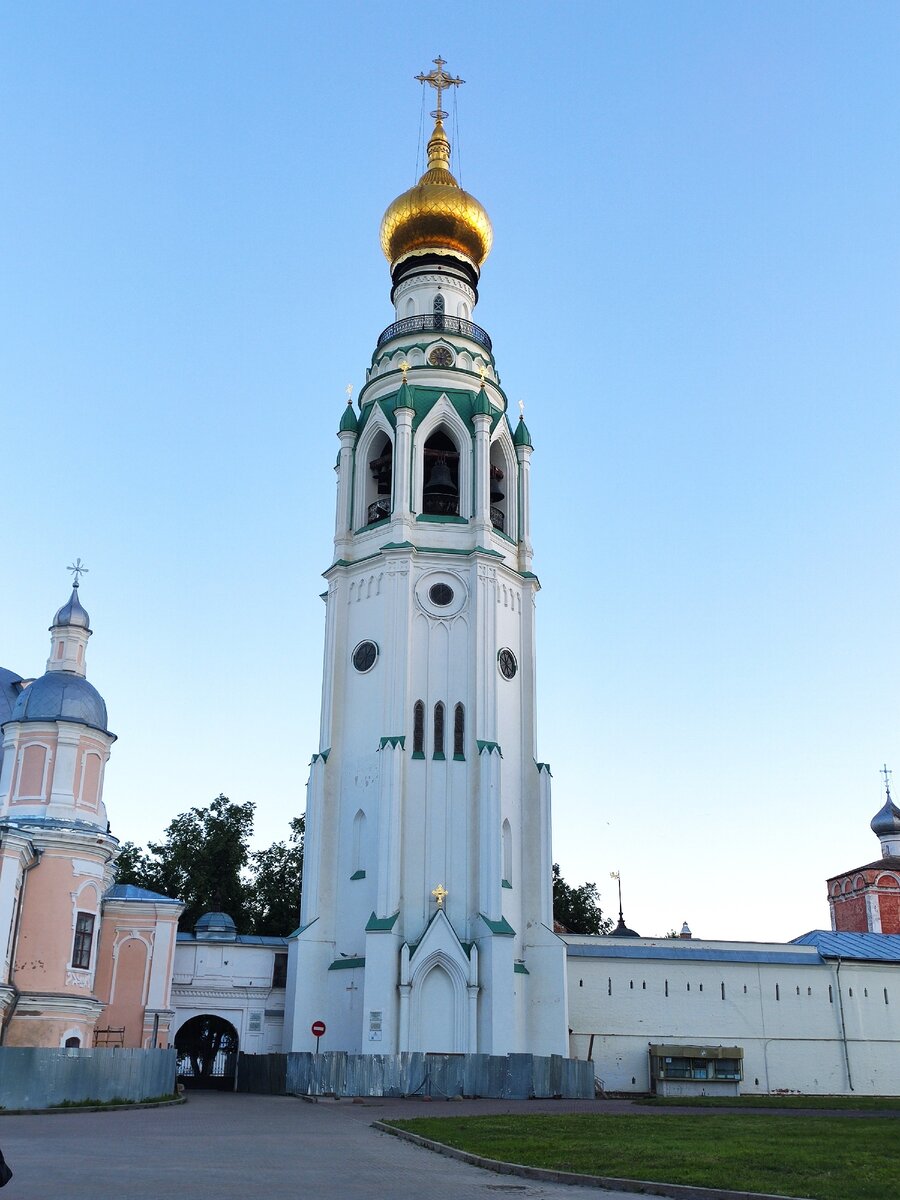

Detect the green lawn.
xmin=638 ymin=1094 xmax=900 ymax=1111
xmin=387 ymin=1113 xmax=900 ymax=1200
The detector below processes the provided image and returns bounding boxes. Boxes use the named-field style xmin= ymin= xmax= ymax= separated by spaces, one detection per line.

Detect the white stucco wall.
xmin=565 ymin=936 xmax=900 ymax=1095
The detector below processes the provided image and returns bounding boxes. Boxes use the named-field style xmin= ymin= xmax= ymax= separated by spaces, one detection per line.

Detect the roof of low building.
xmin=105 ymin=883 xmax=182 ymax=905
xmin=565 ymin=936 xmax=822 ymax=966
xmin=176 ymin=931 xmax=289 ymax=946
xmin=826 ymin=855 xmax=900 ymax=882
xmin=790 ymin=930 xmax=900 ymax=962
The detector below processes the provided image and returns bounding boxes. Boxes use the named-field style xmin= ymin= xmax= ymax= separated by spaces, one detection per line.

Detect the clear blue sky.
xmin=3 ymin=2 xmax=898 ymax=940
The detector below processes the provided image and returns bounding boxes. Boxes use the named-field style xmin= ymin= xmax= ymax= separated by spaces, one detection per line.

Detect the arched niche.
xmin=354 ymin=410 xmax=394 ymax=529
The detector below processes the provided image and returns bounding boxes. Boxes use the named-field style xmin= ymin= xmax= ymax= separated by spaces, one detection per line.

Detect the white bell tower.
xmin=287 ymin=61 xmax=567 ymax=1058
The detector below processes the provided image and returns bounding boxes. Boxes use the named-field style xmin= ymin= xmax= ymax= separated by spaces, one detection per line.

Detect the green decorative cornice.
xmin=501 ymin=879 xmax=512 ymax=889
xmin=311 ymin=748 xmax=330 ymax=765
xmin=513 ymin=415 xmax=533 ymax=448
xmin=479 ymin=913 xmax=515 ymax=936
xmin=477 ymin=740 xmax=502 ymax=756
xmin=328 ymin=957 xmax=365 ymax=970
xmin=379 ymin=735 xmax=406 ymax=750
xmin=514 ymin=962 xmax=530 ymax=974
xmin=366 ymin=911 xmax=399 ymax=932
xmin=356 ymin=384 xmax=506 ymax=440
xmin=350 ymin=869 xmax=366 ymax=881
xmin=535 ymin=761 xmax=552 ymax=776
xmin=380 ymin=541 xmax=415 ymax=551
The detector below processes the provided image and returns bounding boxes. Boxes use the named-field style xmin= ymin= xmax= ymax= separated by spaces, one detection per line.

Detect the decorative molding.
xmin=65 ymin=968 xmax=92 ymax=989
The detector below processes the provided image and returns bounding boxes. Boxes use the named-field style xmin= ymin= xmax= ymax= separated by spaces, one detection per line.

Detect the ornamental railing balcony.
xmin=376 ymin=313 xmax=492 ymax=353
xmin=490 ymin=506 xmax=505 ymax=532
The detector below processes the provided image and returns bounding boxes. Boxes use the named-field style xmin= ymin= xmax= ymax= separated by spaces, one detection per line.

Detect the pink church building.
xmin=0 ymin=579 xmax=181 ymax=1049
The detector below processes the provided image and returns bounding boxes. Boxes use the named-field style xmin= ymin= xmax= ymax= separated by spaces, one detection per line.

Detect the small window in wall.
xmin=453 ymin=703 xmax=465 ymax=758
xmin=65 ymin=1036 xmax=81 ymax=1048
xmin=433 ymin=702 xmax=445 ymax=759
xmin=72 ymin=912 xmax=95 ymax=970
xmin=272 ymin=954 xmax=288 ymax=989
xmin=413 ymin=701 xmax=425 ymax=757
xmin=502 ymin=819 xmax=512 ymax=887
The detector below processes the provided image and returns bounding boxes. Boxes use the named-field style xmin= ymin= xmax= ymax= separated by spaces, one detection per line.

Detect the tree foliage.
xmin=115 ymin=794 xmax=302 ymax=935
xmin=552 ymin=863 xmax=613 ymax=935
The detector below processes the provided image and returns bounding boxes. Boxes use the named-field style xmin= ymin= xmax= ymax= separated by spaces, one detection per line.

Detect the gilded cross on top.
xmin=431 ymin=883 xmax=448 ymax=908
xmin=415 ymin=57 xmax=464 ymax=121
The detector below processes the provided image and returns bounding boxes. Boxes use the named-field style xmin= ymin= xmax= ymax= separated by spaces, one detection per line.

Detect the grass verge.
xmin=637 ymin=1095 xmax=900 ymax=1111
xmin=387 ymin=1113 xmax=900 ymax=1200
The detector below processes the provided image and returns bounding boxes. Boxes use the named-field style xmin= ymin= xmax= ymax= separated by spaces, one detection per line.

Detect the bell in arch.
xmin=425 ymin=455 xmax=456 ymax=499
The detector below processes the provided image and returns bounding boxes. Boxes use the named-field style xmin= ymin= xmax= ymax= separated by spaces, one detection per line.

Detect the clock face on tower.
xmin=498 ymin=648 xmax=518 ymax=680
xmin=352 ymin=640 xmax=378 ymax=673
xmin=428 ymin=345 xmax=453 ymax=368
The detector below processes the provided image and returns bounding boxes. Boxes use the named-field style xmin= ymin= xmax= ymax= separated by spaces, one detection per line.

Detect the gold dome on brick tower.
xmin=380 ymin=58 xmax=493 ymax=274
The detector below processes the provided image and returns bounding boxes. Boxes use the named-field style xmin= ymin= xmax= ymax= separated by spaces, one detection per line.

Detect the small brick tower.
xmin=827 ymin=766 xmax=900 ymax=934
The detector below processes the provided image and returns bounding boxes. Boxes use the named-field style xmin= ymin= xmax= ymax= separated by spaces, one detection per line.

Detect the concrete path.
xmin=0 ymin=1091 xmax=642 ymax=1199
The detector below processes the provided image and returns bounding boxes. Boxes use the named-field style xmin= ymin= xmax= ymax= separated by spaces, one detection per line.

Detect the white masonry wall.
xmin=565 ymin=936 xmax=900 ymax=1095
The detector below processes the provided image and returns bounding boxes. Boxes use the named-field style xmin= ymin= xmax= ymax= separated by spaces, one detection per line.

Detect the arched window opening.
xmin=433 ymin=292 xmax=445 ymax=327
xmin=413 ymin=701 xmax=425 ymax=757
xmin=351 ymin=810 xmax=366 ymax=878
xmin=489 ymin=441 xmax=509 ymax=534
xmin=433 ymin=702 xmax=445 ymax=759
xmin=453 ymin=703 xmax=465 ymax=758
xmin=65 ymin=1036 xmax=81 ymax=1048
xmin=366 ymin=434 xmax=393 ymax=525
xmin=71 ymin=912 xmax=95 ymax=970
xmin=405 ymin=296 xmax=415 ymax=317
xmin=502 ymin=819 xmax=512 ymax=887
xmin=423 ymin=430 xmax=459 ymax=517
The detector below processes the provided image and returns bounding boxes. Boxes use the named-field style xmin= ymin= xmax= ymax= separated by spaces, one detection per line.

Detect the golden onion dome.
xmin=380 ymin=118 xmax=493 ymax=271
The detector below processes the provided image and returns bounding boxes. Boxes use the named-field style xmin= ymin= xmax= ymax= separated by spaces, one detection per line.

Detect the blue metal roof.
xmin=105 ymin=883 xmax=181 ymax=905
xmin=791 ymin=930 xmax=900 ymax=962
xmin=566 ymin=940 xmax=821 ymax=966
xmin=176 ymin=932 xmax=289 ymax=946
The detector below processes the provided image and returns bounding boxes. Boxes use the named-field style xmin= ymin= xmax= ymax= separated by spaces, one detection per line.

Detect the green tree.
xmin=116 ymin=794 xmax=255 ymax=932
xmin=247 ymin=815 xmax=305 ymax=936
xmin=552 ymin=863 xmax=613 ymax=935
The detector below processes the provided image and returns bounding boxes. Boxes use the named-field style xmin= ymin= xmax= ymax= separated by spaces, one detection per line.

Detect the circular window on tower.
xmin=429 ymin=582 xmax=454 ymax=607
xmin=428 ymin=345 xmax=454 ymax=368
xmin=415 ymin=571 xmax=467 ymax=618
xmin=352 ymin=640 xmax=378 ymax=673
xmin=498 ymin=648 xmax=518 ymax=680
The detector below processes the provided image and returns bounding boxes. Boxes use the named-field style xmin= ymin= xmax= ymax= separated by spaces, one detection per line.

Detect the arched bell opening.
xmin=365 ymin=434 xmax=393 ymax=526
xmin=174 ymin=1015 xmax=239 ymax=1091
xmin=422 ymin=430 xmax=460 ymax=518
xmin=489 ymin=440 xmax=509 ymax=533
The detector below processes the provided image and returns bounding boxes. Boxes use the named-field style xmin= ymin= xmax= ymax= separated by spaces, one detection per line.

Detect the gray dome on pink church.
xmin=11 ymin=671 xmax=110 ymax=734
xmin=51 ymin=584 xmax=91 ymax=630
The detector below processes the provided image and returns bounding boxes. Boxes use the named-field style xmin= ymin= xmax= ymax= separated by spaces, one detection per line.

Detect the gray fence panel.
xmin=236 ymin=1053 xmax=287 ymax=1095
xmin=0 ymin=1047 xmax=176 ymax=1111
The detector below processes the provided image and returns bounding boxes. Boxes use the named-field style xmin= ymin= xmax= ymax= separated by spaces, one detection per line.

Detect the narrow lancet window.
xmin=413 ymin=701 xmax=425 ymax=757
xmin=453 ymin=703 xmax=465 ymax=757
xmin=433 ymin=702 xmax=445 ymax=758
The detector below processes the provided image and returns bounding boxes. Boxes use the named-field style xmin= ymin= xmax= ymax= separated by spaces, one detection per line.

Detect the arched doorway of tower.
xmin=174 ymin=1015 xmax=239 ymax=1091
xmin=410 ymin=956 xmax=468 ymax=1054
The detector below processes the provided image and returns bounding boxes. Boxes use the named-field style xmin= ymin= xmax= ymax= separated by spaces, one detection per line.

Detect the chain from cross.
xmin=67 ymin=558 xmax=89 ymax=587
xmin=882 ymin=764 xmax=892 ymax=800
xmin=415 ymin=56 xmax=464 ymax=121
xmin=431 ymin=883 xmax=448 ymax=908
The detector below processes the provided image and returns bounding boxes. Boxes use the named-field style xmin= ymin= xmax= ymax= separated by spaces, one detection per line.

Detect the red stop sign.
xmin=311 ymin=1020 xmax=326 ymax=1038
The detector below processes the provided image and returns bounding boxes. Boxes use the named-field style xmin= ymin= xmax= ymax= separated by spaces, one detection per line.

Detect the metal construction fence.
xmin=0 ymin=1047 xmax=177 ymax=1111
xmin=236 ymin=1051 xmax=594 ymax=1099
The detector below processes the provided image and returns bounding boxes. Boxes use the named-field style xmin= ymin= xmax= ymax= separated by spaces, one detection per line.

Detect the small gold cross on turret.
xmin=431 ymin=883 xmax=448 ymax=908
xmin=415 ymin=57 xmax=464 ymax=121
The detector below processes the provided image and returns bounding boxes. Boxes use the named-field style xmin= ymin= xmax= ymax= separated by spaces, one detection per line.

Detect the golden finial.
xmin=415 ymin=56 xmax=464 ymax=122
xmin=431 ymin=883 xmax=448 ymax=908
xmin=345 ymin=383 xmax=353 ymax=405
xmin=478 ymin=365 xmax=487 ymax=387
xmin=400 ymin=360 xmax=410 ymax=381
xmin=518 ymin=400 xmax=525 ymax=419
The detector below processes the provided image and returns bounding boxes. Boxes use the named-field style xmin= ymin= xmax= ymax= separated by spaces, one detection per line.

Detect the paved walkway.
xmin=0 ymin=1092 xmax=641 ymax=1199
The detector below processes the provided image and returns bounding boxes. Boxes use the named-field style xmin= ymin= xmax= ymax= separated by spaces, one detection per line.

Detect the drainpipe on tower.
xmin=834 ymin=958 xmax=854 ymax=1092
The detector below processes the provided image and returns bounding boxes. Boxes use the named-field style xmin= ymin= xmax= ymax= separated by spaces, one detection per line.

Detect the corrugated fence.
xmin=0 ymin=1047 xmax=176 ymax=1110
xmin=237 ymin=1051 xmax=594 ymax=1099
